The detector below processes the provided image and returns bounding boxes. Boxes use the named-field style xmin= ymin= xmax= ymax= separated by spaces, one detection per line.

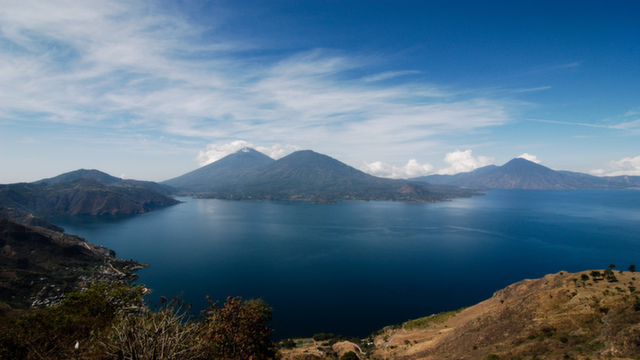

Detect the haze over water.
xmin=51 ymin=190 xmax=640 ymax=339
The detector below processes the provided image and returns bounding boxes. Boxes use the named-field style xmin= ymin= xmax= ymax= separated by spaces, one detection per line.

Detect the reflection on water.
xmin=51 ymin=190 xmax=640 ymax=339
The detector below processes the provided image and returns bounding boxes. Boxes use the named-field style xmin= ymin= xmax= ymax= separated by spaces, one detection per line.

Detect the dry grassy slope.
xmin=372 ymin=270 xmax=640 ymax=360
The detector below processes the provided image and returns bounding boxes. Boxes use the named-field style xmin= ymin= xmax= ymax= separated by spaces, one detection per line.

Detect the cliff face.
xmin=372 ymin=270 xmax=640 ymax=360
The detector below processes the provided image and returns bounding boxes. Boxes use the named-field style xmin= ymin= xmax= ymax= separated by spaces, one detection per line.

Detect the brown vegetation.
xmin=371 ymin=270 xmax=640 ymax=359
xmin=278 ymin=270 xmax=640 ymax=360
xmin=0 ymin=287 xmax=276 ymax=360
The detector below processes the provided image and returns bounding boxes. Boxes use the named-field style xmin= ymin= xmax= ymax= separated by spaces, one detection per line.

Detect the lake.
xmin=50 ymin=190 xmax=640 ymax=340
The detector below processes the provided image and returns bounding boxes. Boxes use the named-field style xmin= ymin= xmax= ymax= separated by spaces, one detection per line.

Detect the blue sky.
xmin=1 ymin=0 xmax=639 ymax=183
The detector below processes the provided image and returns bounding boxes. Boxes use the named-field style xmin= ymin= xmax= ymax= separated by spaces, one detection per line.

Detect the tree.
xmin=604 ymin=269 xmax=618 ymax=282
xmin=278 ymin=339 xmax=296 ymax=349
xmin=340 ymin=351 xmax=360 ymax=360
xmin=609 ymin=264 xmax=616 ymax=270
xmin=629 ymin=264 xmax=636 ymax=273
xmin=0 ymin=282 xmax=145 ymax=360
xmin=201 ymin=296 xmax=276 ymax=360
xmin=313 ymin=332 xmax=336 ymax=341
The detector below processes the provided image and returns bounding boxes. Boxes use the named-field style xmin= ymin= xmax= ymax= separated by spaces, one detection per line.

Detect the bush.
xmin=403 ymin=308 xmax=465 ymax=330
xmin=278 ymin=338 xmax=297 ymax=349
xmin=0 ymin=284 xmax=281 ymax=360
xmin=340 ymin=351 xmax=359 ymax=360
xmin=313 ymin=332 xmax=336 ymax=341
xmin=201 ymin=296 xmax=277 ymax=360
xmin=107 ymin=297 xmax=202 ymax=359
xmin=0 ymin=281 xmax=144 ymax=359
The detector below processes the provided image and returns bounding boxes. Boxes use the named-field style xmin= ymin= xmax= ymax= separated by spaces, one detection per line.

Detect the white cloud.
xmin=255 ymin=144 xmax=301 ymax=160
xmin=197 ymin=141 xmax=254 ymax=166
xmin=517 ymin=153 xmax=542 ymax=164
xmin=610 ymin=119 xmax=640 ymax=131
xmin=196 ymin=141 xmax=301 ymax=166
xmin=360 ymin=159 xmax=434 ymax=179
xmin=437 ymin=150 xmax=495 ymax=175
xmin=591 ymin=155 xmax=640 ymax=176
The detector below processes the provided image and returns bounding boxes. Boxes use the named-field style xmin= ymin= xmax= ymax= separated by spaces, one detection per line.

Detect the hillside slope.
xmin=0 ymin=173 xmax=179 ymax=218
xmin=371 ymin=270 xmax=640 ymax=359
xmin=163 ymin=147 xmax=276 ymax=192
xmin=280 ymin=270 xmax=640 ymax=359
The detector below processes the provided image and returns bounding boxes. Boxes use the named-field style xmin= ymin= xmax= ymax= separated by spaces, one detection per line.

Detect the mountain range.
xmin=163 ymin=148 xmax=476 ymax=202
xmin=412 ymin=157 xmax=640 ymax=190
xmin=3 ymin=150 xmax=639 ymax=228
xmin=0 ymin=170 xmax=179 ymax=229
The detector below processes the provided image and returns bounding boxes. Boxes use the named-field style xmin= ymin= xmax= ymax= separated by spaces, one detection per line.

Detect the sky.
xmin=1 ymin=0 xmax=639 ymax=183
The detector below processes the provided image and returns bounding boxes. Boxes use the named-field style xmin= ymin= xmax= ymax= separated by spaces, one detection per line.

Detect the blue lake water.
xmin=50 ymin=190 xmax=640 ymax=340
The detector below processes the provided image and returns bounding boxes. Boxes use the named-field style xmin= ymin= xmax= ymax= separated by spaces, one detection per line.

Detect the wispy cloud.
xmin=362 ymin=70 xmax=422 ymax=82
xmin=525 ymin=117 xmax=640 ymax=134
xmin=1 ymin=0 xmax=513 ymax=173
xmin=512 ymin=86 xmax=552 ymax=93
xmin=610 ymin=119 xmax=640 ymax=131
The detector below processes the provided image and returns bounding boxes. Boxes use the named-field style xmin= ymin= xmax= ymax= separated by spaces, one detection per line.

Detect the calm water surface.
xmin=51 ymin=190 xmax=640 ymax=339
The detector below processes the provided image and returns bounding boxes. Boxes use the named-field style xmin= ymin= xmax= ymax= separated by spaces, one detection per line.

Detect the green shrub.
xmin=313 ymin=332 xmax=336 ymax=341
xmin=403 ymin=308 xmax=465 ymax=330
xmin=278 ymin=339 xmax=297 ymax=349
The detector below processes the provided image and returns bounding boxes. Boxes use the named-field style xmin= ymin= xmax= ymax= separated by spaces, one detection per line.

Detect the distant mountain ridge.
xmin=37 ymin=168 xmax=176 ymax=195
xmin=413 ymin=157 xmax=640 ymax=190
xmin=164 ymin=148 xmax=476 ymax=202
xmin=0 ymin=170 xmax=179 ymax=225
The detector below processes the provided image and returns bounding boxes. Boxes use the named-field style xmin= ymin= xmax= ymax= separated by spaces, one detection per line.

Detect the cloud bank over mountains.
xmin=194 ymin=141 xmax=640 ymax=179
xmin=1 ymin=0 xmax=639 ymax=183
xmin=591 ymin=156 xmax=640 ymax=177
